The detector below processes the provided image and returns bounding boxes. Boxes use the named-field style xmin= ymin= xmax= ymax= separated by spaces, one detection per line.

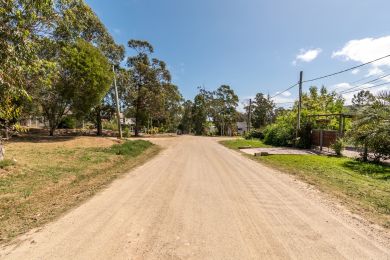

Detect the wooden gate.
xmin=311 ymin=130 xmax=339 ymax=150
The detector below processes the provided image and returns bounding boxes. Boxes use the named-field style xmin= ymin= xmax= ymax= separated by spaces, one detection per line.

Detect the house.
xmin=236 ymin=121 xmax=248 ymax=135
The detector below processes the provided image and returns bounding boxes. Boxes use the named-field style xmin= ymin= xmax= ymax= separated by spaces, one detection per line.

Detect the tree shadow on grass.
xmin=342 ymin=160 xmax=390 ymax=180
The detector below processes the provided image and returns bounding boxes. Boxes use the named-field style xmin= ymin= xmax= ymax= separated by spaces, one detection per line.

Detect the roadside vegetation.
xmin=221 ymin=139 xmax=390 ymax=227
xmin=220 ymin=138 xmax=269 ymax=150
xmin=255 ymin=155 xmax=390 ymax=227
xmin=0 ymin=137 xmax=158 ymax=243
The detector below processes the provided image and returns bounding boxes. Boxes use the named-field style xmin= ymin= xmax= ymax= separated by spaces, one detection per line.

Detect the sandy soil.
xmin=1 ymin=136 xmax=389 ymax=259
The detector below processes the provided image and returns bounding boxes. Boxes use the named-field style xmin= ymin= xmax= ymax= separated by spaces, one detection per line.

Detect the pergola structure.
xmin=307 ymin=113 xmax=355 ymax=136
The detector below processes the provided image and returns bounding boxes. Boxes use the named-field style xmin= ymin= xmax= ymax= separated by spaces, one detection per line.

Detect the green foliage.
xmin=105 ymin=140 xmax=153 ymax=157
xmin=192 ymin=93 xmax=209 ymax=135
xmin=244 ymin=129 xmax=264 ymax=140
xmin=123 ymin=127 xmax=130 ymax=138
xmin=254 ymin=154 xmax=390 ymax=224
xmin=263 ymin=121 xmax=295 ymax=147
xmin=102 ymin=119 xmax=118 ymax=131
xmin=220 ymin=139 xmax=269 ymax=150
xmin=347 ymin=92 xmax=390 ymax=162
xmin=264 ymin=86 xmax=345 ymax=147
xmin=212 ymin=85 xmax=239 ymax=136
xmin=0 ymin=159 xmax=15 ymax=169
xmin=179 ymin=100 xmax=193 ymax=134
xmin=58 ymin=116 xmax=76 ymax=129
xmin=126 ymin=40 xmax=181 ymax=136
xmin=61 ymin=39 xmax=113 ymax=117
xmin=331 ymin=138 xmax=344 ymax=156
xmin=246 ymin=93 xmax=275 ymax=128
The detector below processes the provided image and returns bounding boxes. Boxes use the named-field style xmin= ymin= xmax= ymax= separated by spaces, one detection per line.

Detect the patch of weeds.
xmin=0 ymin=160 xmax=15 ymax=169
xmin=105 ymin=140 xmax=153 ymax=157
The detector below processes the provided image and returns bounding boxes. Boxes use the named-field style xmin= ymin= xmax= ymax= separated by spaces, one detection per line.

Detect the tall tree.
xmin=192 ymin=94 xmax=209 ymax=135
xmin=39 ymin=40 xmax=113 ymax=135
xmin=212 ymin=85 xmax=239 ymax=136
xmin=352 ymin=90 xmax=376 ymax=110
xmin=126 ymin=40 xmax=172 ymax=136
xmin=179 ymin=100 xmax=194 ymax=134
xmin=248 ymin=93 xmax=275 ymax=129
xmin=348 ymin=91 xmax=390 ymax=162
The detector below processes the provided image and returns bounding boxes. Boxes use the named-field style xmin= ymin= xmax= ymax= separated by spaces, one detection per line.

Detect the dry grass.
xmin=0 ymin=136 xmax=159 ymax=243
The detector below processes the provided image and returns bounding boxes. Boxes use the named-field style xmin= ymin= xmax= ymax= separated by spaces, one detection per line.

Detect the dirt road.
xmin=1 ymin=136 xmax=389 ymax=259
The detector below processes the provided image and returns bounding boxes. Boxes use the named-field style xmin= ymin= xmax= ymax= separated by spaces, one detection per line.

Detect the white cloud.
xmin=330 ymin=82 xmax=390 ymax=105
xmin=332 ymin=36 xmax=390 ymax=65
xmin=113 ymin=28 xmax=121 ymax=35
xmin=270 ymin=93 xmax=295 ymax=106
xmin=351 ymin=69 xmax=360 ymax=75
xmin=366 ymin=67 xmax=384 ymax=77
xmin=294 ymin=48 xmax=322 ymax=64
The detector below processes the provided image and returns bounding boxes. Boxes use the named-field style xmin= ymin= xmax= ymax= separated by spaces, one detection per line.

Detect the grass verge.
xmin=219 ymin=138 xmax=270 ymax=150
xmin=221 ymin=139 xmax=390 ymax=228
xmin=0 ymin=137 xmax=159 ymax=243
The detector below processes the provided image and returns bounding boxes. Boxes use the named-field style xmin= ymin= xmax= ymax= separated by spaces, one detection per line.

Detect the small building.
xmin=237 ymin=122 xmax=248 ymax=135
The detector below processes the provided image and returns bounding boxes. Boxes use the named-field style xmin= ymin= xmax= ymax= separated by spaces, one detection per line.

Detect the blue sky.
xmin=86 ymin=0 xmax=390 ymax=107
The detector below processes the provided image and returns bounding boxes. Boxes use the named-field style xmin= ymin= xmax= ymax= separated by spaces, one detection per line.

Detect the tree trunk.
xmin=0 ymin=142 xmax=4 ymax=161
xmin=96 ymin=107 xmax=102 ymax=136
xmin=134 ymin=86 xmax=141 ymax=137
xmin=362 ymin=144 xmax=368 ymax=162
xmin=49 ymin=127 xmax=55 ymax=136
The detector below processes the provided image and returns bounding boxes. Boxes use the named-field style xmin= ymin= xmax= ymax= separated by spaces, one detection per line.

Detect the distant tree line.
xmin=179 ymin=85 xmax=239 ymax=136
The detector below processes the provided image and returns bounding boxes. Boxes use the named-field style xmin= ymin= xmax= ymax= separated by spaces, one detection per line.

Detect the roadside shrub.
xmin=263 ymin=123 xmax=294 ymax=147
xmin=331 ymin=138 xmax=344 ymax=156
xmin=123 ymin=127 xmax=130 ymax=138
xmin=58 ymin=116 xmax=76 ymax=129
xmin=347 ymin=97 xmax=390 ymax=162
xmin=0 ymin=159 xmax=15 ymax=169
xmin=102 ymin=119 xmax=118 ymax=131
xmin=244 ymin=129 xmax=264 ymax=140
xmin=106 ymin=140 xmax=153 ymax=157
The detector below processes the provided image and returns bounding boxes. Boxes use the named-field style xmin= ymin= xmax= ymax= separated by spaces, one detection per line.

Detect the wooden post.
xmin=112 ymin=66 xmax=122 ymax=139
xmin=297 ymin=71 xmax=303 ymax=136
xmin=247 ymin=99 xmax=252 ymax=133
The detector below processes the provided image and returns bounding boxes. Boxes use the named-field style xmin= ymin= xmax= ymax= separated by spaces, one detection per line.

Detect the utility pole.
xmin=247 ymin=98 xmax=252 ymax=133
xmin=113 ymin=66 xmax=122 ymax=139
xmin=296 ymin=71 xmax=303 ymax=138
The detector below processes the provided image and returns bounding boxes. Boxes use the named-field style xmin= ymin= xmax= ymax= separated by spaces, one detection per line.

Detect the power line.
xmin=270 ymin=82 xmax=298 ymax=98
xmin=303 ymin=54 xmax=390 ymax=83
xmin=340 ymin=82 xmax=390 ymax=94
xmin=274 ymin=101 xmax=295 ymax=104
xmin=338 ymin=73 xmax=390 ymax=94
xmin=349 ymin=67 xmax=390 ymax=85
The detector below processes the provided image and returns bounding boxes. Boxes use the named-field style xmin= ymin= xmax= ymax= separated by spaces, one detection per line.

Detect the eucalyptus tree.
xmin=0 ymin=0 xmax=54 ymax=158
xmin=179 ymin=100 xmax=194 ymax=134
xmin=247 ymin=93 xmax=275 ymax=128
xmin=126 ymin=40 xmax=173 ymax=136
xmin=212 ymin=85 xmax=239 ymax=136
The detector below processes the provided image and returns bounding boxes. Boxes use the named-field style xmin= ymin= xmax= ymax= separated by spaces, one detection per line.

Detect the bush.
xmin=102 ymin=119 xmax=118 ymax=131
xmin=244 ymin=129 xmax=264 ymax=140
xmin=123 ymin=127 xmax=131 ymax=138
xmin=58 ymin=116 xmax=76 ymax=129
xmin=331 ymin=138 xmax=344 ymax=156
xmin=0 ymin=159 xmax=15 ymax=169
xmin=106 ymin=140 xmax=153 ymax=157
xmin=263 ymin=123 xmax=294 ymax=147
